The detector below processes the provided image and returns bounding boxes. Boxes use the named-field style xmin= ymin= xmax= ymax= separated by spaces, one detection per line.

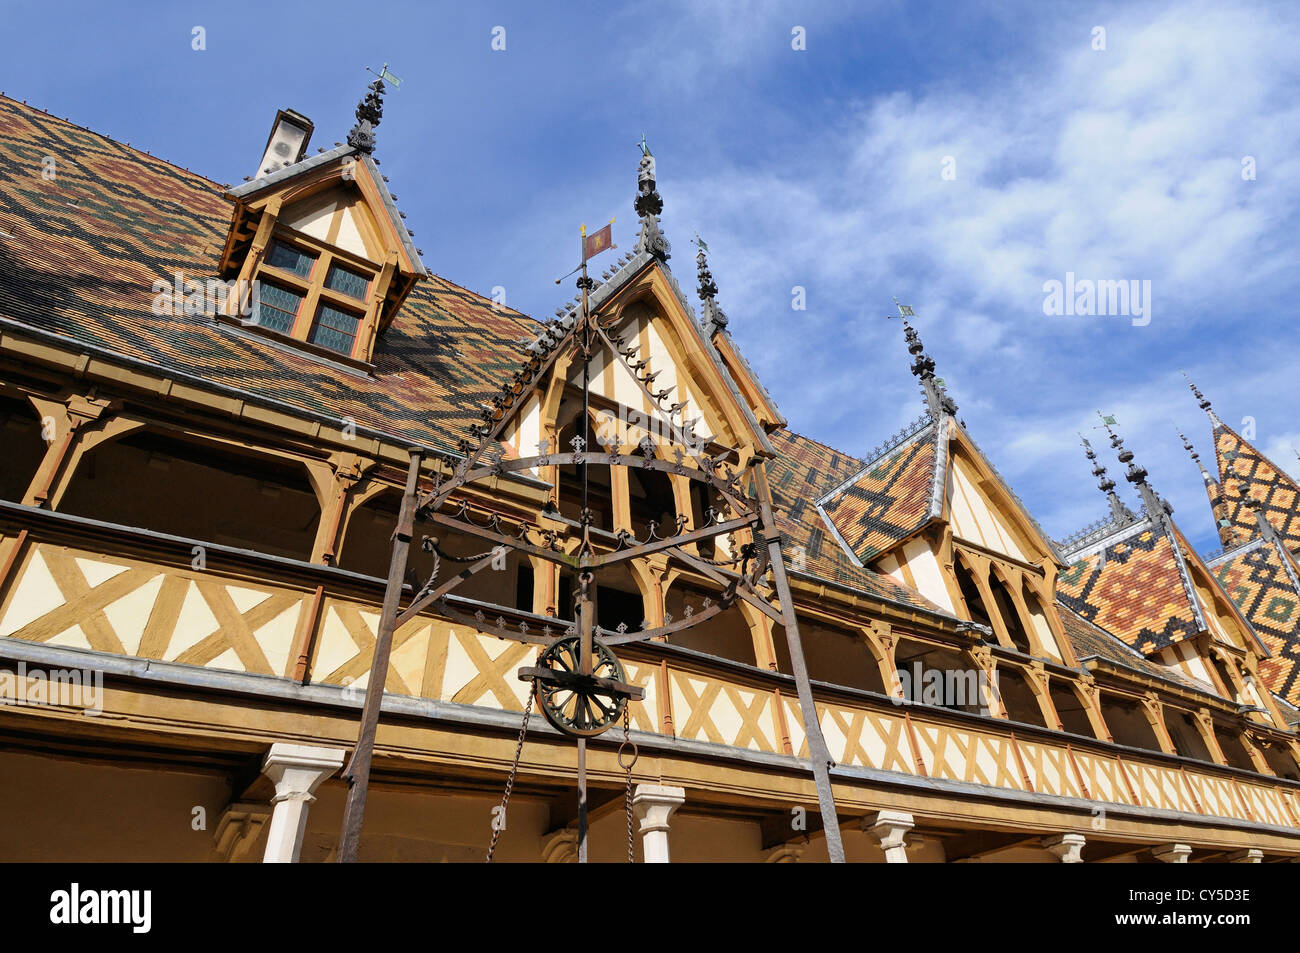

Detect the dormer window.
xmin=218 ymin=106 xmax=429 ymax=367
xmin=245 ymin=232 xmax=378 ymax=360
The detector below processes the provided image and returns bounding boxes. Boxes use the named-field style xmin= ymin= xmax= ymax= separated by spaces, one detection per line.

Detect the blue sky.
xmin=4 ymin=0 xmax=1298 ymax=553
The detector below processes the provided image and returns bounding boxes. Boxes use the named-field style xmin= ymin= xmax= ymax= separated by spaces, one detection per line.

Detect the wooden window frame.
xmin=253 ymin=228 xmax=379 ymax=360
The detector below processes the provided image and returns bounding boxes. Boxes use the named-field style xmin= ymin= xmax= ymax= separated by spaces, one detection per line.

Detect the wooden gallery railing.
xmin=1 ymin=500 xmax=1298 ymax=829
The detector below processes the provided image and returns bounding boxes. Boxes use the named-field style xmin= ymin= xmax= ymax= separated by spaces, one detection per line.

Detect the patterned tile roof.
xmin=0 ymin=95 xmax=540 ymax=457
xmin=1213 ymin=537 xmax=1300 ymax=706
xmin=1213 ymin=423 xmax=1300 ymax=551
xmin=0 ymin=97 xmax=943 ymax=615
xmin=1057 ymin=603 xmax=1208 ymax=694
xmin=817 ymin=419 xmax=938 ymax=563
xmin=767 ymin=429 xmax=945 ymax=612
xmin=1056 ymin=520 xmax=1202 ymax=655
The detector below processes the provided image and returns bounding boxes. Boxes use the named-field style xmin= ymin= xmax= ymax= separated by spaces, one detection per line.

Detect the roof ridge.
xmin=0 ymin=92 xmax=228 ymax=191
xmin=773 ymin=427 xmax=863 ymax=465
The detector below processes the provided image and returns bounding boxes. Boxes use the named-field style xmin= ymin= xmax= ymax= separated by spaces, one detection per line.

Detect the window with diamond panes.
xmin=325 ymin=263 xmax=370 ymax=300
xmin=309 ymin=304 xmax=361 ymax=355
xmin=256 ymin=283 xmax=304 ymax=334
xmin=246 ymin=230 xmax=378 ymax=359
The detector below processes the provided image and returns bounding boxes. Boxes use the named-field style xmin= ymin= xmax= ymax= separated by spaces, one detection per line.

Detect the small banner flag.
xmin=583 ymin=222 xmax=615 ymax=262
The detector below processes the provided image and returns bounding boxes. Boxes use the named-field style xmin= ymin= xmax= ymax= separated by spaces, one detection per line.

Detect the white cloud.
xmin=658 ymin=0 xmax=1300 ymax=549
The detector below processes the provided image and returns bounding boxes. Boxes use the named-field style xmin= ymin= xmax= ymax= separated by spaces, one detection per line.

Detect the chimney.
xmin=255 ymin=109 xmax=313 ymax=179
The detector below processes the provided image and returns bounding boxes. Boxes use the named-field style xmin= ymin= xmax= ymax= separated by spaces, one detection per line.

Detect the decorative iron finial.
xmin=894 ymin=301 xmax=956 ymax=419
xmin=346 ymin=65 xmax=398 ymax=153
xmin=1177 ymin=422 xmax=1238 ymax=546
xmin=1098 ymin=413 xmax=1167 ymax=518
xmin=634 ymin=138 xmax=670 ymax=262
xmin=1081 ymin=433 xmax=1135 ymax=524
xmin=694 ymin=235 xmax=727 ymax=332
xmin=1182 ymin=371 xmax=1223 ymax=428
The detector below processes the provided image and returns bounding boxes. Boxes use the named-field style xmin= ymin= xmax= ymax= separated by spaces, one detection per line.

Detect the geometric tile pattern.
xmin=0 ymin=95 xmax=938 ymax=612
xmin=1214 ymin=423 xmax=1300 ymax=551
xmin=1056 ymin=523 xmax=1201 ymax=655
xmin=765 ymin=429 xmax=940 ymax=610
xmin=1214 ymin=539 xmax=1300 ymax=706
xmin=818 ymin=424 xmax=937 ymax=563
xmin=1055 ymin=603 xmax=1204 ymax=691
xmin=0 ymin=95 xmax=540 ymax=459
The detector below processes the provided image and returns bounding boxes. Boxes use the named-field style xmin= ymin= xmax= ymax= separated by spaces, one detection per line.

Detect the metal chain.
xmin=486 ymin=688 xmax=534 ymax=863
xmin=618 ymin=703 xmax=639 ymax=863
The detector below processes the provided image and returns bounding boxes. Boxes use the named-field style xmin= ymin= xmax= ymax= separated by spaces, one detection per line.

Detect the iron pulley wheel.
xmin=532 ymin=636 xmax=629 ymax=738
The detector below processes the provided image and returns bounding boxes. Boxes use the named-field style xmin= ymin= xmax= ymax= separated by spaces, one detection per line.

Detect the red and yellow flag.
xmin=582 ymin=222 xmax=615 ymax=262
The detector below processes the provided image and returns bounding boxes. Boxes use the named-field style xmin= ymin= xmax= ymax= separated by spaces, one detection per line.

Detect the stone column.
xmin=1227 ymin=848 xmax=1263 ymax=863
xmin=1152 ymin=843 xmax=1192 ymax=864
xmin=867 ymin=809 xmax=915 ymax=863
xmin=261 ymin=743 xmax=346 ymax=863
xmin=1042 ymin=833 xmax=1086 ymax=863
xmin=632 ymin=784 xmax=685 ymax=863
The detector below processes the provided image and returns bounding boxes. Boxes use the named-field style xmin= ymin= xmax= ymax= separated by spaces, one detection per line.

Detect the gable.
xmin=1176 ymin=530 xmax=1263 ymax=655
xmin=947 ymin=447 xmax=1031 ymax=562
xmin=765 ymin=430 xmax=944 ymax=612
xmin=710 ymin=328 xmax=786 ymax=432
xmin=1214 ymin=423 xmax=1300 ymax=550
xmin=498 ymin=261 xmax=768 ymax=465
xmin=817 ymin=417 xmax=937 ymax=564
xmin=1056 ymin=523 xmax=1201 ymax=655
xmin=279 ymin=185 xmax=384 ymax=263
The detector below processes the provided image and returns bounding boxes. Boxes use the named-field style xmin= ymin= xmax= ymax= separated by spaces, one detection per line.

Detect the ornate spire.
xmin=694 ymin=235 xmax=727 ymax=333
xmin=633 ymin=137 xmax=670 ymax=262
xmin=346 ymin=77 xmax=385 ymax=153
xmin=897 ymin=305 xmax=956 ymax=419
xmin=1182 ymin=371 xmax=1223 ymax=429
xmin=1176 ymin=424 xmax=1212 ymax=481
xmin=1081 ymin=433 xmax=1135 ymax=525
xmin=1178 ymin=424 xmax=1237 ymax=546
xmin=1099 ymin=413 xmax=1167 ymax=519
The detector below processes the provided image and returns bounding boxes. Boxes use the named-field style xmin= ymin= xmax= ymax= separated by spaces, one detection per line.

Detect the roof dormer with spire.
xmin=215 ymin=70 xmax=427 ymax=368
xmin=1184 ymin=374 xmax=1300 ymax=553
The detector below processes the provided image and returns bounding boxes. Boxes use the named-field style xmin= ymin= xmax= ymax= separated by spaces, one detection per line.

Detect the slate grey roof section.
xmin=228 ymin=144 xmax=355 ymax=197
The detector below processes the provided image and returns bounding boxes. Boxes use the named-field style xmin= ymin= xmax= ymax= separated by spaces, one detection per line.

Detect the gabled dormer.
xmin=817 ymin=314 xmax=1075 ymax=665
xmin=215 ymin=82 xmax=427 ymax=368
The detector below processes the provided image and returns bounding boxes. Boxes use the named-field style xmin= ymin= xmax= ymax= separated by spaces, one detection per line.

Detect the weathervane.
xmin=890 ymin=296 xmax=915 ymax=319
xmin=365 ymin=62 xmax=402 ymax=89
